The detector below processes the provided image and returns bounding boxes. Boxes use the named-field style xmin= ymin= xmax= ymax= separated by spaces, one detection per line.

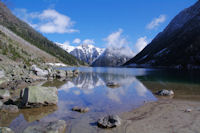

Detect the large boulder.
xmin=56 ymin=70 xmax=66 ymax=79
xmin=0 ymin=127 xmax=14 ymax=133
xmin=97 ymin=115 xmax=121 ymax=128
xmin=156 ymin=89 xmax=174 ymax=96
xmin=31 ymin=65 xmax=48 ymax=77
xmin=20 ymin=86 xmax=58 ymax=108
xmin=0 ymin=90 xmax=11 ymax=100
xmin=23 ymin=120 xmax=66 ymax=133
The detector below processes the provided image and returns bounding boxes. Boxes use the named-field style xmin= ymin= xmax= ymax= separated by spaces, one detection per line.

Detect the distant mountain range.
xmin=56 ymin=42 xmax=134 ymax=67
xmin=124 ymin=1 xmax=200 ymax=69
xmin=56 ymin=43 xmax=104 ymax=65
xmin=92 ymin=47 xmax=134 ymax=67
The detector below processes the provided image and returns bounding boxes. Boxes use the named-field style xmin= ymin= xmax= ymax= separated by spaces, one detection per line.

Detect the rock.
xmin=0 ymin=100 xmax=3 ymax=107
xmin=0 ymin=105 xmax=19 ymax=113
xmin=184 ymin=109 xmax=192 ymax=112
xmin=0 ymin=90 xmax=11 ymax=100
xmin=97 ymin=115 xmax=121 ymax=128
xmin=20 ymin=86 xmax=58 ymax=108
xmin=0 ymin=79 xmax=7 ymax=85
xmin=23 ymin=120 xmax=66 ymax=133
xmin=0 ymin=70 xmax=5 ymax=78
xmin=66 ymin=70 xmax=74 ymax=77
xmin=73 ymin=70 xmax=79 ymax=75
xmin=72 ymin=106 xmax=89 ymax=113
xmin=155 ymin=89 xmax=174 ymax=96
xmin=106 ymin=82 xmax=120 ymax=88
xmin=0 ymin=127 xmax=14 ymax=133
xmin=31 ymin=65 xmax=48 ymax=77
xmin=56 ymin=70 xmax=66 ymax=79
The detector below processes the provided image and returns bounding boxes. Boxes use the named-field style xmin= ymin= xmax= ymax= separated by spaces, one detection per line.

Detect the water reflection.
xmin=5 ymin=67 xmax=200 ymax=132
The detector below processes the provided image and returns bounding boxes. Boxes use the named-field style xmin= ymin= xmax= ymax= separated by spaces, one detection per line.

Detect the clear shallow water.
xmin=1 ymin=67 xmax=200 ymax=133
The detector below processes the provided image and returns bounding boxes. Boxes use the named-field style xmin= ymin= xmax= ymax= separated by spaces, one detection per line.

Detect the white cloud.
xmin=63 ymin=41 xmax=70 ymax=46
xmin=13 ymin=8 xmax=79 ymax=34
xmin=134 ymin=36 xmax=148 ymax=53
xmin=83 ymin=39 xmax=95 ymax=45
xmin=72 ymin=38 xmax=81 ymax=44
xmin=104 ymin=29 xmax=127 ymax=49
xmin=104 ymin=29 xmax=135 ymax=57
xmin=146 ymin=15 xmax=166 ymax=30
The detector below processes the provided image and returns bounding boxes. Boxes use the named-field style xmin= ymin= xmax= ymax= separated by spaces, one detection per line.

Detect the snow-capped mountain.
xmin=56 ymin=43 xmax=104 ymax=65
xmin=92 ymin=47 xmax=134 ymax=67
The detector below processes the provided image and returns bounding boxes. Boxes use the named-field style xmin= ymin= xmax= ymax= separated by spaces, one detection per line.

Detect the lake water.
xmin=1 ymin=67 xmax=200 ymax=133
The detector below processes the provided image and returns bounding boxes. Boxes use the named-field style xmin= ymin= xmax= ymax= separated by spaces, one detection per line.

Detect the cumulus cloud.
xmin=82 ymin=39 xmax=95 ymax=45
xmin=104 ymin=29 xmax=135 ymax=57
xmin=104 ymin=29 xmax=127 ymax=49
xmin=146 ymin=15 xmax=166 ymax=30
xmin=134 ymin=36 xmax=148 ymax=53
xmin=72 ymin=38 xmax=81 ymax=44
xmin=13 ymin=8 xmax=79 ymax=34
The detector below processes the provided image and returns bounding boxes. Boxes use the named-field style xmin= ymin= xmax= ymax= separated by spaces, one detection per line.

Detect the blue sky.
xmin=7 ymin=0 xmax=197 ymax=54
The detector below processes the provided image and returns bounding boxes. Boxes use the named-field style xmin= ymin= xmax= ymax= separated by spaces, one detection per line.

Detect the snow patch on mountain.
xmin=56 ymin=42 xmax=104 ymax=65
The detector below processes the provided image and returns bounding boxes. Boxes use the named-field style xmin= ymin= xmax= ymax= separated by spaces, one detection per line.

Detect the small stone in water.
xmin=184 ymin=109 xmax=192 ymax=112
xmin=72 ymin=106 xmax=90 ymax=113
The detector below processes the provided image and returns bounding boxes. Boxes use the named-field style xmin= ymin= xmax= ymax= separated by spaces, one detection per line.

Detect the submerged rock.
xmin=0 ymin=90 xmax=11 ymax=100
xmin=156 ymin=89 xmax=174 ymax=96
xmin=0 ymin=127 xmax=14 ymax=133
xmin=23 ymin=120 xmax=66 ymax=133
xmin=0 ymin=105 xmax=19 ymax=113
xmin=106 ymin=82 xmax=120 ymax=88
xmin=97 ymin=115 xmax=121 ymax=128
xmin=72 ymin=106 xmax=90 ymax=113
xmin=20 ymin=86 xmax=58 ymax=108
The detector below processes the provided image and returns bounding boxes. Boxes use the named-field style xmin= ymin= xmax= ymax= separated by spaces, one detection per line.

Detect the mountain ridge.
xmin=124 ymin=1 xmax=200 ymax=69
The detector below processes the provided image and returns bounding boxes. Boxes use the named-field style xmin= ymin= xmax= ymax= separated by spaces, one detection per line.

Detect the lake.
xmin=1 ymin=67 xmax=200 ymax=133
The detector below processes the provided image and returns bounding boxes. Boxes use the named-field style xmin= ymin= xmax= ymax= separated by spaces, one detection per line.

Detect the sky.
xmin=5 ymin=0 xmax=197 ymax=54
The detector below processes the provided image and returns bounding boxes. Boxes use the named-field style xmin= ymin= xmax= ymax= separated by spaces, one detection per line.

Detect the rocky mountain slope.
xmin=92 ymin=47 xmax=134 ymax=67
xmin=124 ymin=1 xmax=200 ymax=69
xmin=0 ymin=2 xmax=85 ymax=66
xmin=56 ymin=43 xmax=104 ymax=65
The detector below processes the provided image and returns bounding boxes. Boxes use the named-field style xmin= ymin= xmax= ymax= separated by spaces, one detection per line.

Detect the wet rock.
xmin=31 ymin=65 xmax=48 ymax=77
xmin=73 ymin=70 xmax=79 ymax=75
xmin=0 ymin=90 xmax=11 ymax=100
xmin=0 ymin=127 xmax=14 ymax=133
xmin=72 ymin=106 xmax=90 ymax=113
xmin=0 ymin=105 xmax=19 ymax=113
xmin=156 ymin=89 xmax=174 ymax=96
xmin=23 ymin=120 xmax=66 ymax=133
xmin=97 ymin=115 xmax=121 ymax=128
xmin=20 ymin=86 xmax=58 ymax=108
xmin=106 ymin=82 xmax=120 ymax=88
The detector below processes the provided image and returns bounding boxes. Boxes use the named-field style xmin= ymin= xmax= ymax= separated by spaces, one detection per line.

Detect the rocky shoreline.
xmin=0 ymin=64 xmax=80 ymax=133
